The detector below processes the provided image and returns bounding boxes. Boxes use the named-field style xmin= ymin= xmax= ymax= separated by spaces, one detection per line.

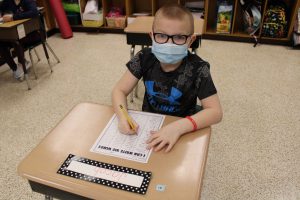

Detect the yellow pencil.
xmin=119 ymin=105 xmax=136 ymax=132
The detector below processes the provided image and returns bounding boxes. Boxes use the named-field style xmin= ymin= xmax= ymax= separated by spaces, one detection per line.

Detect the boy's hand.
xmin=3 ymin=14 xmax=13 ymax=22
xmin=118 ymin=118 xmax=139 ymax=135
xmin=146 ymin=125 xmax=181 ymax=153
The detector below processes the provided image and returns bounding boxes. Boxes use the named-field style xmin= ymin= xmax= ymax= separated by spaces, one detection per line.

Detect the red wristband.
xmin=185 ymin=116 xmax=197 ymax=131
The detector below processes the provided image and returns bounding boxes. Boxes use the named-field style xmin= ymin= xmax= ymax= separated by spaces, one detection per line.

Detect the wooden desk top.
xmin=18 ymin=103 xmax=211 ymax=200
xmin=0 ymin=18 xmax=39 ymax=41
xmin=0 ymin=19 xmax=29 ymax=28
xmin=124 ymin=16 xmax=204 ymax=35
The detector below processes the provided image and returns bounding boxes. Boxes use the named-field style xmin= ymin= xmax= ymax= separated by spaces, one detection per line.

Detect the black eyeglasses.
xmin=153 ymin=32 xmax=191 ymax=45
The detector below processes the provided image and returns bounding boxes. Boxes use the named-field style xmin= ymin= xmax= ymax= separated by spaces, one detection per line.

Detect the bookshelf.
xmin=36 ymin=0 xmax=203 ymax=32
xmin=36 ymin=0 xmax=299 ymax=45
xmin=203 ymin=0 xmax=300 ymax=45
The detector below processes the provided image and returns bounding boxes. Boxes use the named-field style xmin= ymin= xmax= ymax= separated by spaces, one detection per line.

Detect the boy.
xmin=112 ymin=4 xmax=223 ymax=153
xmin=0 ymin=0 xmax=38 ymax=80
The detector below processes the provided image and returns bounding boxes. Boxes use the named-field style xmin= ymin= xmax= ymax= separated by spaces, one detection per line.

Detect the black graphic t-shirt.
xmin=126 ymin=48 xmax=217 ymax=117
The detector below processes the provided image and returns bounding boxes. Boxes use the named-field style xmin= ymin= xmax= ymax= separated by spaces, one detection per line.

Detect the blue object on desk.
xmin=156 ymin=184 xmax=166 ymax=192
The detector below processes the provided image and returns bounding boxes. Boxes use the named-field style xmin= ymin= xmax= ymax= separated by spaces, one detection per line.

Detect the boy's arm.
xmin=189 ymin=93 xmax=223 ymax=129
xmin=147 ymin=94 xmax=223 ymax=152
xmin=112 ymin=70 xmax=139 ymax=134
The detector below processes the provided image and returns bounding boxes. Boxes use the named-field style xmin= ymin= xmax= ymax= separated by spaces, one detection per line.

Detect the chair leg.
xmin=191 ymin=48 xmax=197 ymax=55
xmin=130 ymin=45 xmax=135 ymax=103
xmin=24 ymin=73 xmax=31 ymax=90
xmin=33 ymin=48 xmax=41 ymax=62
xmin=133 ymin=46 xmax=140 ymax=99
xmin=45 ymin=42 xmax=60 ymax=64
xmin=45 ymin=195 xmax=53 ymax=200
xmin=134 ymin=82 xmax=139 ymax=98
xmin=41 ymin=42 xmax=53 ymax=73
xmin=29 ymin=49 xmax=38 ymax=79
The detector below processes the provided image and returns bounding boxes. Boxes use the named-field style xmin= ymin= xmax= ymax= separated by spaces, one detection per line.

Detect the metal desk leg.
xmin=29 ymin=49 xmax=38 ymax=79
xmin=15 ymin=41 xmax=31 ymax=90
xmin=130 ymin=45 xmax=135 ymax=103
xmin=33 ymin=48 xmax=41 ymax=62
xmin=46 ymin=42 xmax=61 ymax=64
xmin=130 ymin=45 xmax=135 ymax=59
xmin=134 ymin=82 xmax=138 ymax=98
xmin=21 ymin=60 xmax=31 ymax=90
xmin=41 ymin=42 xmax=53 ymax=73
xmin=132 ymin=45 xmax=148 ymax=99
xmin=45 ymin=195 xmax=53 ymax=200
xmin=191 ymin=48 xmax=197 ymax=55
xmin=191 ymin=35 xmax=201 ymax=55
xmin=24 ymin=73 xmax=31 ymax=90
xmin=199 ymin=35 xmax=202 ymax=47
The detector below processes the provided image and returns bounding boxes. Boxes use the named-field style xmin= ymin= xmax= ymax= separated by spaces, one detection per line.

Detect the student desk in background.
xmin=0 ymin=18 xmax=40 ymax=90
xmin=18 ymin=103 xmax=211 ymax=200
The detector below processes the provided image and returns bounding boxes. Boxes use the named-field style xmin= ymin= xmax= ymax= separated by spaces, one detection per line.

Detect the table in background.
xmin=18 ymin=103 xmax=211 ymax=200
xmin=0 ymin=18 xmax=40 ymax=90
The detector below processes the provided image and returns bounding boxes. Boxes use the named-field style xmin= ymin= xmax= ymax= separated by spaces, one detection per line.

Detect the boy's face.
xmin=151 ymin=16 xmax=195 ymax=47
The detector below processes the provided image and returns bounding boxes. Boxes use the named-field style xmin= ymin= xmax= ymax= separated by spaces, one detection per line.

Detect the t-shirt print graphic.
xmin=145 ymin=81 xmax=182 ymax=113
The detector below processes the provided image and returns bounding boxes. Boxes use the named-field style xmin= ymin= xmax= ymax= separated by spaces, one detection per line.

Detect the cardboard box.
xmin=106 ymin=16 xmax=126 ymax=28
xmin=82 ymin=10 xmax=102 ymax=21
xmin=82 ymin=19 xmax=103 ymax=27
xmin=82 ymin=10 xmax=103 ymax=27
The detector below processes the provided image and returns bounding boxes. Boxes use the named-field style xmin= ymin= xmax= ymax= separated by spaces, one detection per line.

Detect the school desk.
xmin=124 ymin=16 xmax=204 ymax=102
xmin=18 ymin=103 xmax=211 ymax=200
xmin=0 ymin=17 xmax=40 ymax=90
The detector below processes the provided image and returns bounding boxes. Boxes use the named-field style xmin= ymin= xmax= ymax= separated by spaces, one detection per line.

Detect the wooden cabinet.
xmin=86 ymin=0 xmax=184 ymax=31
xmin=203 ymin=0 xmax=300 ymax=45
xmin=38 ymin=0 xmax=299 ymax=45
xmin=56 ymin=0 xmax=200 ymax=32
xmin=36 ymin=0 xmax=56 ymax=31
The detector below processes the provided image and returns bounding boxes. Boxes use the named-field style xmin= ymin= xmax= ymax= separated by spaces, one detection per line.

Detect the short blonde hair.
xmin=153 ymin=4 xmax=194 ymax=34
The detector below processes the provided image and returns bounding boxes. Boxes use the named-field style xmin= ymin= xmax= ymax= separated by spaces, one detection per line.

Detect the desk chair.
xmin=25 ymin=11 xmax=60 ymax=79
xmin=129 ymin=45 xmax=147 ymax=103
xmin=0 ymin=53 xmax=5 ymax=66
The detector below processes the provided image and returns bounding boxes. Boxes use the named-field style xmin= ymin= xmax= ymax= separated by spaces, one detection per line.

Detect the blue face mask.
xmin=151 ymin=40 xmax=188 ymax=64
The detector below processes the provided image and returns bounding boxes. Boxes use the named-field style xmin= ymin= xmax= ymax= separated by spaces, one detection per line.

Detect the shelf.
xmin=231 ymin=32 xmax=258 ymax=38
xmin=203 ymin=32 xmax=291 ymax=45
xmin=206 ymin=30 xmax=254 ymax=37
xmin=260 ymin=37 xmax=290 ymax=41
xmin=129 ymin=0 xmax=152 ymax=15
xmin=203 ymin=0 xmax=300 ymax=45
xmin=37 ymin=0 xmax=299 ymax=45
xmin=70 ymin=25 xmax=124 ymax=33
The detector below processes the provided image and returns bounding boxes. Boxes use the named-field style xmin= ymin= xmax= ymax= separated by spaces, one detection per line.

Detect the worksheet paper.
xmin=90 ymin=111 xmax=165 ymax=163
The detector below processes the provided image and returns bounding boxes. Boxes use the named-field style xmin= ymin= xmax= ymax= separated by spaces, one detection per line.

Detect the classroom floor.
xmin=0 ymin=32 xmax=299 ymax=200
